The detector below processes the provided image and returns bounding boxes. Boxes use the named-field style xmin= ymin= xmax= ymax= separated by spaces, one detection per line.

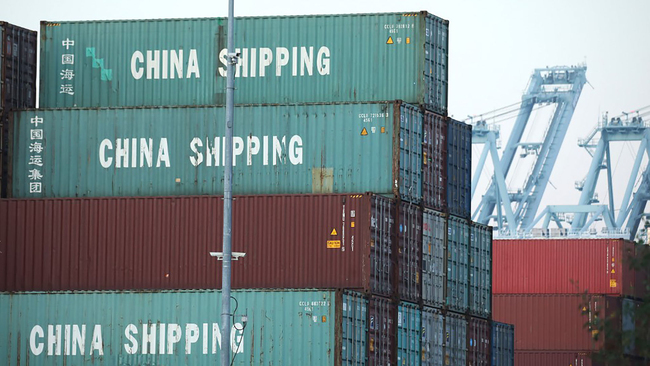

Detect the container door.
xmin=342 ymin=291 xmax=368 ymax=365
xmin=399 ymin=103 xmax=423 ymax=204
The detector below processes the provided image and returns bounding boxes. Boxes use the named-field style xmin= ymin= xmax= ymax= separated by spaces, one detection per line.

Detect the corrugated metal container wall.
xmin=491 ymin=321 xmax=514 ymax=366
xmin=514 ymin=352 xmax=594 ymax=366
xmin=7 ymin=102 xmax=423 ymax=202
xmin=422 ymin=111 xmax=447 ymax=211
xmin=397 ymin=302 xmax=421 ymax=365
xmin=446 ymin=215 xmax=470 ymax=313
xmin=634 ymin=244 xmax=649 ymax=299
xmin=446 ymin=118 xmax=471 ymax=218
xmin=397 ymin=201 xmax=422 ymax=302
xmin=400 ymin=103 xmax=424 ymax=204
xmin=492 ymin=294 xmax=622 ymax=351
xmin=368 ymin=295 xmax=396 ymax=366
xmin=39 ymin=13 xmax=449 ymax=114
xmin=468 ymin=317 xmax=491 ymax=366
xmin=422 ymin=209 xmax=445 ymax=308
xmin=622 ymin=298 xmax=639 ymax=356
xmin=0 ymin=194 xmax=396 ymax=295
xmin=0 ymin=289 xmax=367 ymax=365
xmin=470 ymin=222 xmax=492 ymax=318
xmin=444 ymin=312 xmax=467 ymax=366
xmin=422 ymin=306 xmax=444 ymax=366
xmin=1 ymin=22 xmax=37 ymax=198
xmin=493 ymin=239 xmax=636 ymax=296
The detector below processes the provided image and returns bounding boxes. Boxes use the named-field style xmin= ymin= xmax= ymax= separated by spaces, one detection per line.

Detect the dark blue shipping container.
xmin=491 ymin=321 xmax=515 ymax=366
xmin=447 ymin=118 xmax=472 ymax=218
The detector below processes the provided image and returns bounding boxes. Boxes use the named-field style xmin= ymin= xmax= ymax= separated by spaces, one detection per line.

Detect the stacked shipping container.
xmin=0 ymin=10 xmax=514 ymax=365
xmin=492 ymin=238 xmax=645 ymax=364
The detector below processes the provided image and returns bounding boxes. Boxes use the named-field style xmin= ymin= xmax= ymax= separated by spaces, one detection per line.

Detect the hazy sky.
xmin=4 ymin=0 xmax=650 ymax=227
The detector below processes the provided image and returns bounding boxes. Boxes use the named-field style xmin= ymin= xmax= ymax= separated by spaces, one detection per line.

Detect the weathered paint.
xmin=1 ymin=21 xmax=37 ymax=198
xmin=39 ymin=12 xmax=449 ymax=114
xmin=0 ymin=289 xmax=367 ymax=365
xmin=470 ymin=221 xmax=492 ymax=318
xmin=8 ymin=102 xmax=422 ymax=202
xmin=368 ymin=295 xmax=395 ymax=366
xmin=397 ymin=302 xmax=421 ymax=365
xmin=491 ymin=321 xmax=514 ymax=366
xmin=422 ymin=209 xmax=446 ymax=308
xmin=397 ymin=201 xmax=423 ymax=302
xmin=492 ymin=294 xmax=623 ymax=351
xmin=446 ymin=215 xmax=470 ymax=313
xmin=422 ymin=111 xmax=447 ymax=211
xmin=493 ymin=238 xmax=637 ymax=296
xmin=444 ymin=311 xmax=467 ymax=366
xmin=422 ymin=306 xmax=444 ymax=366
xmin=0 ymin=194 xmax=395 ymax=296
xmin=447 ymin=118 xmax=471 ymax=218
xmin=468 ymin=317 xmax=490 ymax=366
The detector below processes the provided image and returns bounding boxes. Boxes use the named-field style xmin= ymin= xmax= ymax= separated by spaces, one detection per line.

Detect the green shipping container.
xmin=0 ymin=290 xmax=367 ymax=365
xmin=39 ymin=12 xmax=449 ymax=114
xmin=7 ymin=102 xmax=422 ymax=201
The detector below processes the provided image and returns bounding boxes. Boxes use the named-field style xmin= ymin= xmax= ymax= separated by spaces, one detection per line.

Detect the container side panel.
xmin=39 ymin=14 xmax=448 ymax=114
xmin=0 ymin=290 xmax=340 ymax=365
xmin=514 ymin=352 xmax=593 ymax=366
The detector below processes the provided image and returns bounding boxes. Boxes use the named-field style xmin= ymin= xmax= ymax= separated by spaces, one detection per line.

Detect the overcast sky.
xmin=4 ymin=0 xmax=650 ymax=228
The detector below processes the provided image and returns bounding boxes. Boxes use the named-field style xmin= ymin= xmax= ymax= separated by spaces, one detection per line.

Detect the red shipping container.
xmin=468 ymin=317 xmax=491 ymax=366
xmin=422 ymin=111 xmax=447 ymax=211
xmin=493 ymin=294 xmax=622 ymax=351
xmin=493 ymin=238 xmax=636 ymax=296
xmin=515 ymin=351 xmax=594 ymax=366
xmin=0 ymin=194 xmax=396 ymax=294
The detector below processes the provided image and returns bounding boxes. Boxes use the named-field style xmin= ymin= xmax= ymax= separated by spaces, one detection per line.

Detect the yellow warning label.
xmin=330 ymin=228 xmax=338 ymax=236
xmin=361 ymin=127 xmax=368 ymax=136
xmin=423 ymin=152 xmax=428 ymax=165
xmin=406 ymin=37 xmax=411 ymax=44
xmin=381 ymin=127 xmax=386 ymax=133
xmin=610 ymin=279 xmax=617 ymax=288
xmin=582 ymin=307 xmax=587 ymax=312
xmin=611 ymin=269 xmax=615 ymax=274
xmin=387 ymin=36 xmax=394 ymax=44
xmin=351 ymin=221 xmax=355 ymax=228
xmin=327 ymin=240 xmax=341 ymax=249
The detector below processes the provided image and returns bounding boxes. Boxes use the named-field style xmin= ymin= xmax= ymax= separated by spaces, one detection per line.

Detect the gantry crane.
xmin=472 ymin=65 xmax=588 ymax=234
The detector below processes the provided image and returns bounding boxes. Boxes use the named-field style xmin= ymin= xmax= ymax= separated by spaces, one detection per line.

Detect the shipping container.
xmin=446 ymin=118 xmax=471 ymax=218
xmin=491 ymin=321 xmax=514 ymax=366
xmin=515 ymin=352 xmax=594 ymax=366
xmin=1 ymin=21 xmax=37 ymax=198
xmin=446 ymin=215 xmax=470 ymax=313
xmin=468 ymin=317 xmax=491 ymax=366
xmin=368 ymin=295 xmax=396 ymax=366
xmin=397 ymin=201 xmax=423 ymax=302
xmin=493 ymin=238 xmax=637 ymax=296
xmin=422 ymin=209 xmax=445 ymax=308
xmin=422 ymin=306 xmax=444 ymax=366
xmin=444 ymin=311 xmax=467 ymax=366
xmin=7 ymin=102 xmax=423 ymax=202
xmin=470 ymin=221 xmax=492 ymax=318
xmin=0 ymin=289 xmax=368 ymax=365
xmin=397 ymin=302 xmax=421 ymax=365
xmin=422 ymin=111 xmax=447 ymax=211
xmin=0 ymin=194 xmax=396 ymax=295
xmin=492 ymin=294 xmax=624 ymax=351
xmin=633 ymin=243 xmax=649 ymax=299
xmin=39 ymin=12 xmax=449 ymax=114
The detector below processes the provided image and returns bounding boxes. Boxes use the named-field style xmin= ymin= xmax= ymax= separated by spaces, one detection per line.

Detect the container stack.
xmin=0 ymin=12 xmax=513 ymax=365
xmin=492 ymin=238 xmax=646 ymax=364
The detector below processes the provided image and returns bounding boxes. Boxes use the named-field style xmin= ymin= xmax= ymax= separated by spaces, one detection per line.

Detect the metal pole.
xmin=221 ymin=0 xmax=236 ymax=365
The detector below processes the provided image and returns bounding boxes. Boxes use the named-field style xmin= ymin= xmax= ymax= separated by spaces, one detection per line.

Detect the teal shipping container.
xmin=422 ymin=306 xmax=444 ymax=366
xmin=39 ymin=12 xmax=449 ymax=115
xmin=491 ymin=321 xmax=514 ymax=366
xmin=446 ymin=215 xmax=470 ymax=313
xmin=7 ymin=102 xmax=422 ymax=201
xmin=0 ymin=290 xmax=368 ymax=365
xmin=397 ymin=302 xmax=421 ymax=365
xmin=470 ymin=221 xmax=492 ymax=319
xmin=422 ymin=208 xmax=446 ymax=308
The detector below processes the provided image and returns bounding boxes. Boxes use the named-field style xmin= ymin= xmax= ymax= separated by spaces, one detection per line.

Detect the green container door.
xmin=1 ymin=290 xmax=367 ymax=365
xmin=39 ymin=12 xmax=448 ymax=114
xmin=10 ymin=102 xmax=422 ymax=199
